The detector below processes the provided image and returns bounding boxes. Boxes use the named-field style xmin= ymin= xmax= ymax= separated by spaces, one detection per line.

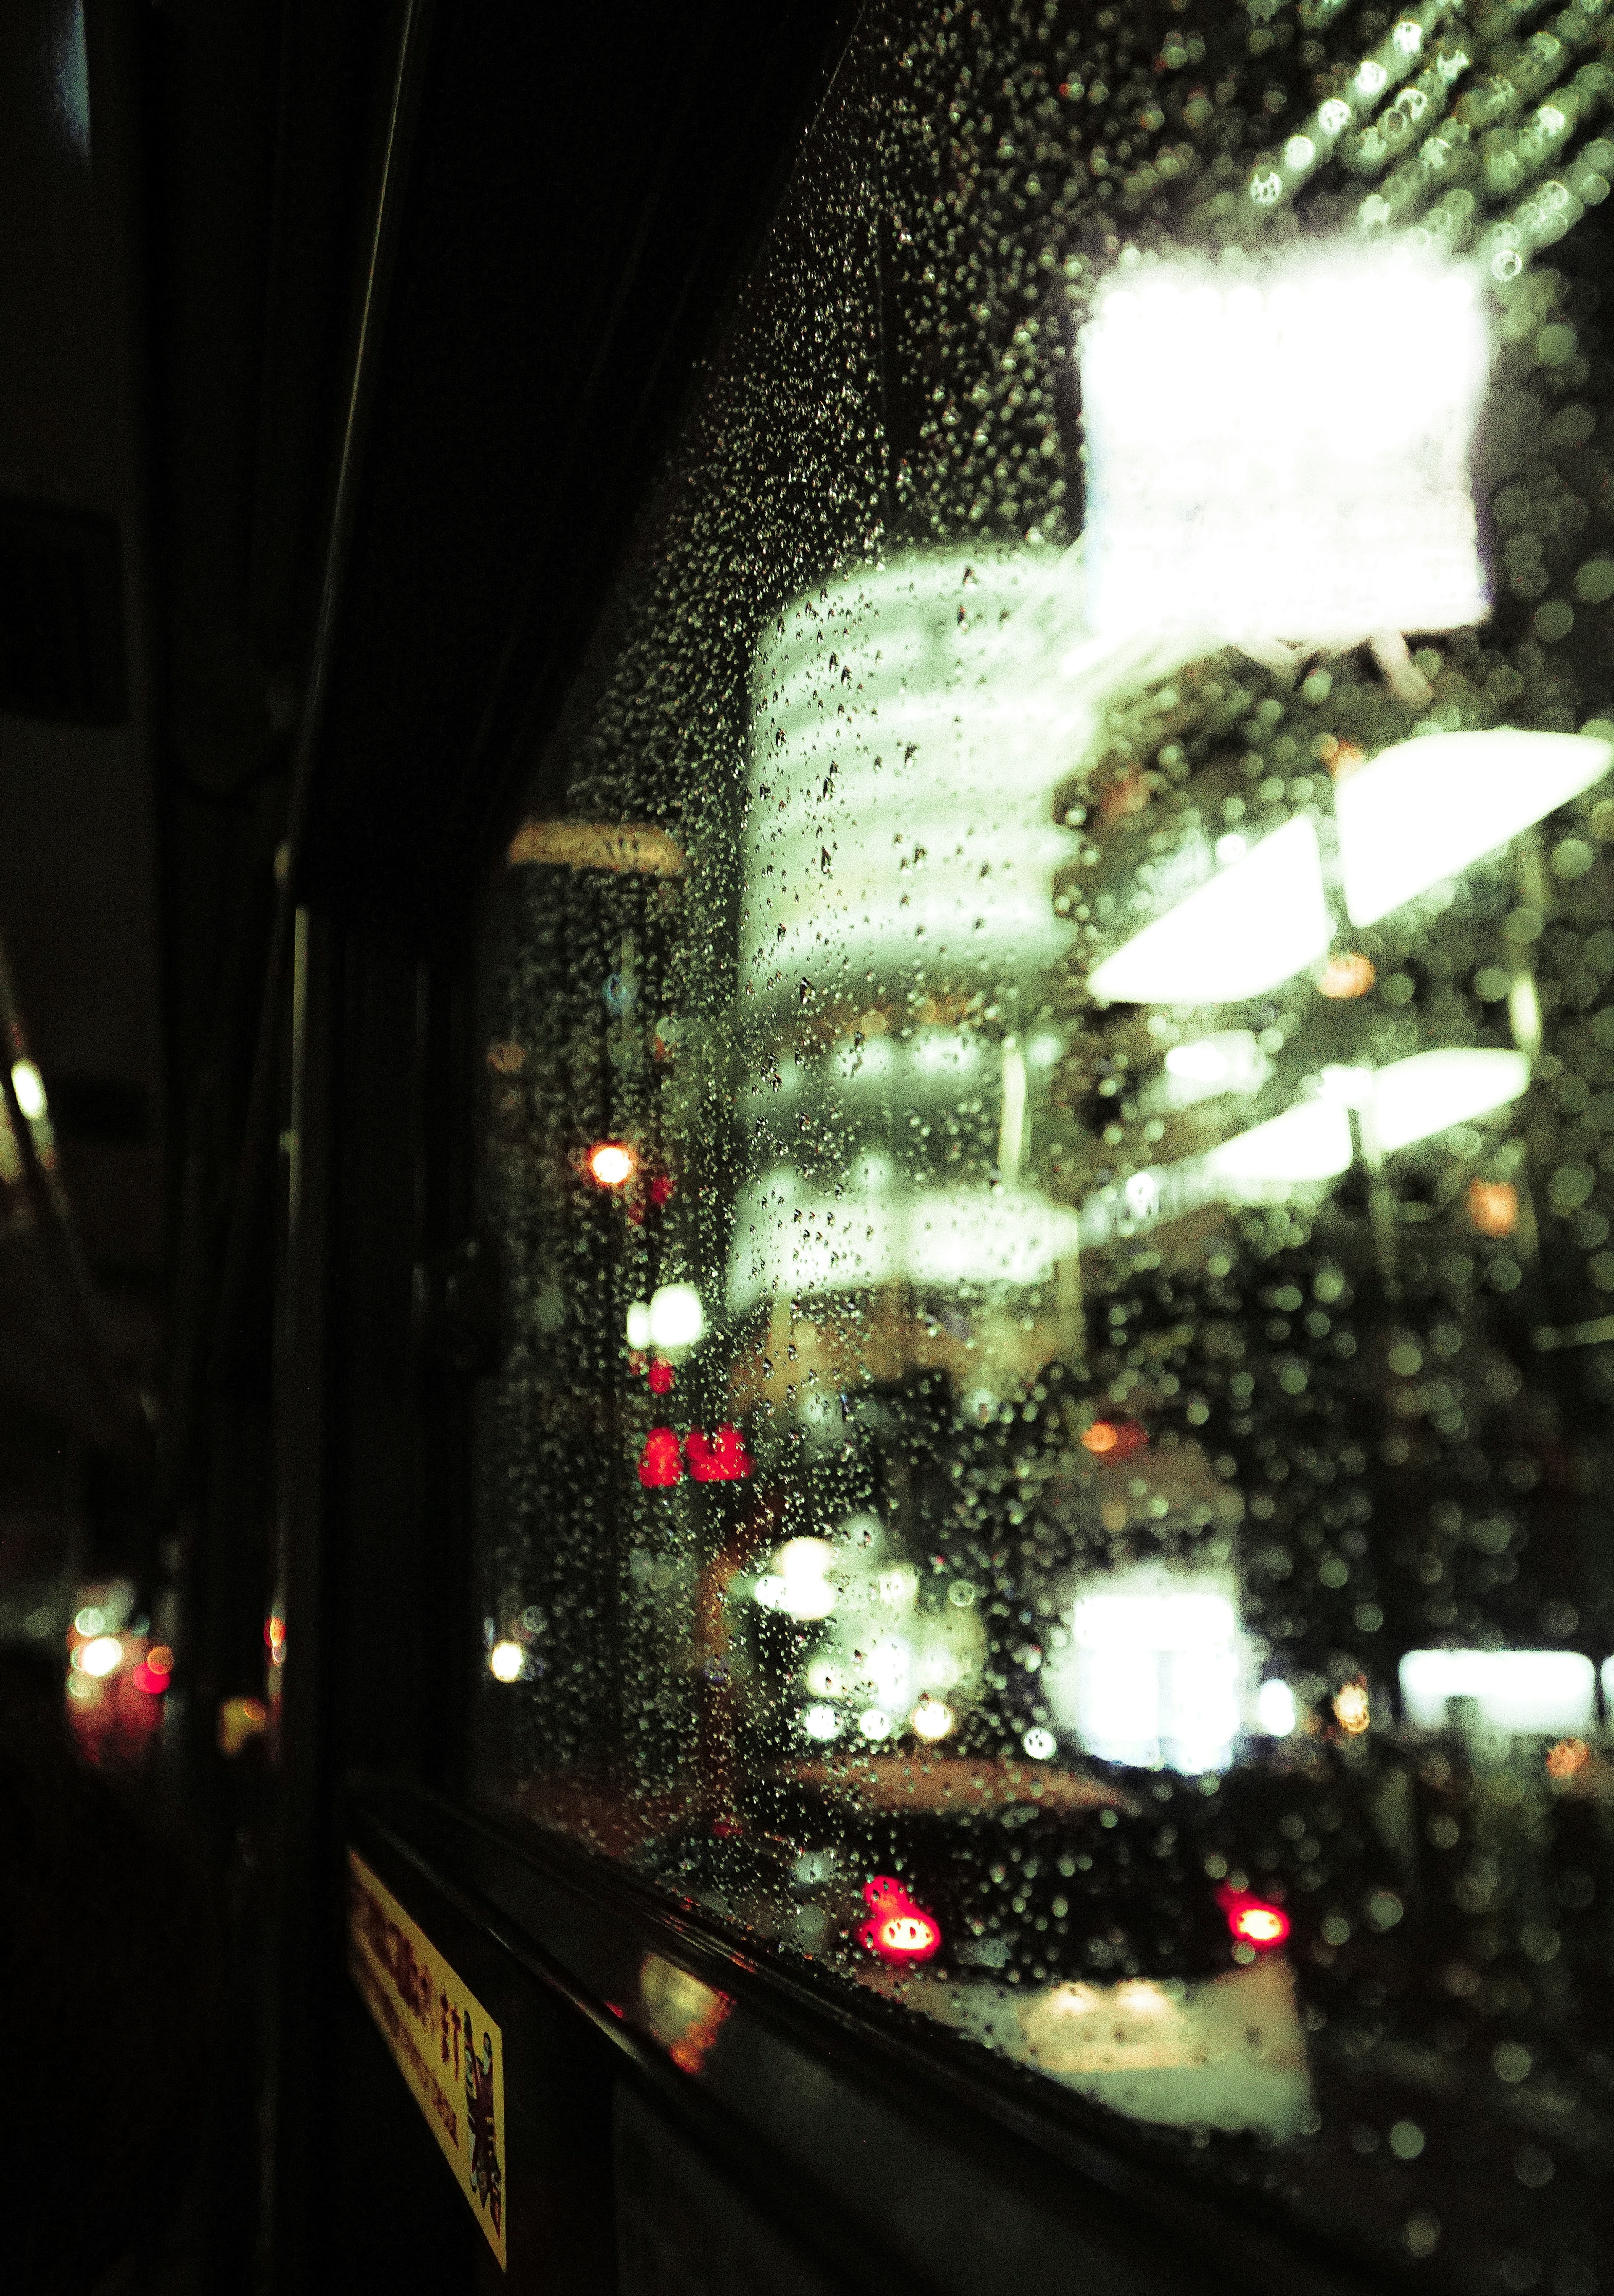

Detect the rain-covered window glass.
xmin=473 ymin=6 xmax=1614 ymax=2286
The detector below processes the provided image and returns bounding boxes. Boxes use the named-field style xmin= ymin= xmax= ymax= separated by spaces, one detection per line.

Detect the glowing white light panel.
xmin=1371 ymin=1047 xmax=1530 ymax=1153
xmin=727 ymin=1172 xmax=1081 ymax=1313
xmin=1400 ymin=1648 xmax=1596 ymax=1733
xmin=740 ymin=555 xmax=1089 ymax=998
xmin=1046 ymin=1573 xmax=1245 ymax=1774
xmin=1088 ymin=816 xmax=1330 ymax=1006
xmin=1079 ymin=245 xmax=1489 ymax=646
xmin=1337 ymin=727 xmax=1614 ymax=927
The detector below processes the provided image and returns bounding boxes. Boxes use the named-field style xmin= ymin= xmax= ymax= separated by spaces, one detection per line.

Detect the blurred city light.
xmin=1400 ymin=1648 xmax=1596 ymax=1733
xmin=912 ymin=1698 xmax=957 ymax=1743
xmin=1081 ymin=1417 xmax=1147 ymax=1461
xmin=1203 ymin=1098 xmax=1353 ymax=1190
xmin=11 ymin=1058 xmax=46 ymax=1119
xmin=647 ymin=1283 xmax=704 ymax=1352
xmin=741 ymin=556 xmax=1084 ymax=1001
xmin=1221 ymin=1891 xmax=1291 ymax=1949
xmin=217 ymin=1696 xmax=267 ymax=1756
xmin=859 ymin=1876 xmax=942 ymax=1965
xmin=636 ymin=1427 xmax=683 ymax=1487
xmin=1467 ymin=1177 xmax=1519 ymax=1236
xmin=685 ymin=1423 xmax=752 ymax=1482
xmin=1319 ymin=951 xmax=1375 ymax=1000
xmin=75 ymin=1634 xmax=124 ymax=1679
xmin=1089 ymin=816 xmax=1330 ymax=1006
xmin=587 ymin=1140 xmax=636 ymax=1187
xmin=1156 ymin=1030 xmax=1270 ymax=1108
xmin=1546 ymin=1737 xmax=1590 ymax=1780
xmin=1337 ymin=727 xmax=1614 ymax=927
xmin=1046 ymin=1572 xmax=1245 ymax=1773
xmin=1079 ymin=245 xmax=1488 ymax=647
xmin=1333 ymin=1680 xmax=1371 ymax=1734
xmin=488 ymin=1640 xmax=525 ymax=1683
xmin=727 ymin=1170 xmax=1082 ymax=1311
xmin=1371 ymin=1047 xmax=1530 ymax=1152
xmin=755 ymin=1538 xmax=837 ymax=1620
xmin=1257 ymin=1679 xmax=1298 ymax=1736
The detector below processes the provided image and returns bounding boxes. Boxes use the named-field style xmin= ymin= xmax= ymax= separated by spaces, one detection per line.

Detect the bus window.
xmin=472 ymin=10 xmax=1614 ymax=2292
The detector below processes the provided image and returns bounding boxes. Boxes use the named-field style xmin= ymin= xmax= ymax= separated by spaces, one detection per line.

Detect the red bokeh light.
xmin=858 ymin=1875 xmax=942 ymax=1965
xmin=637 ymin=1427 xmax=683 ymax=1487
xmin=1218 ymin=1887 xmax=1290 ymax=1950
xmin=647 ymin=1359 xmax=675 ymax=1395
xmin=686 ymin=1424 xmax=752 ymax=1482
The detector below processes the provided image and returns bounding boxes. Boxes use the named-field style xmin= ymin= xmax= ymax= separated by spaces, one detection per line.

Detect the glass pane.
xmin=472 ymin=8 xmax=1614 ymax=2287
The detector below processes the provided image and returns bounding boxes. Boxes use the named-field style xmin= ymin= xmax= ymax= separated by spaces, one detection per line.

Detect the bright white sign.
xmin=1400 ymin=1648 xmax=1596 ymax=1733
xmin=1079 ymin=245 xmax=1490 ymax=647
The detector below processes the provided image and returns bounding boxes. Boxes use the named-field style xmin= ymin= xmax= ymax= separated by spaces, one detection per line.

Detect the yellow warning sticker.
xmin=345 ymin=1848 xmax=507 ymax=2270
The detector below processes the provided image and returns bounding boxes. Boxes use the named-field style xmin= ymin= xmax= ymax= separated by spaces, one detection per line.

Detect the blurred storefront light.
xmin=1045 ymin=1572 xmax=1246 ymax=1774
xmin=1337 ymin=727 xmax=1614 ymax=927
xmin=728 ymin=1170 xmax=1081 ymax=1313
xmin=1088 ymin=816 xmax=1331 ymax=1006
xmin=1400 ymin=1648 xmax=1597 ymax=1733
xmin=741 ymin=556 xmax=1088 ymax=1002
xmin=1079 ymin=245 xmax=1489 ymax=648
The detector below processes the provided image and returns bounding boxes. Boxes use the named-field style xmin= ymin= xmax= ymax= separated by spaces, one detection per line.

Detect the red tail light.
xmin=1218 ymin=1886 xmax=1290 ymax=1949
xmin=858 ymin=1875 xmax=942 ymax=1965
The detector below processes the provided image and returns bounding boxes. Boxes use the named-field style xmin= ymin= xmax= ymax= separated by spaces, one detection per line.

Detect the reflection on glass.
xmin=638 ymin=1954 xmax=731 ymax=2075
xmin=473 ymin=8 xmax=1614 ymax=2290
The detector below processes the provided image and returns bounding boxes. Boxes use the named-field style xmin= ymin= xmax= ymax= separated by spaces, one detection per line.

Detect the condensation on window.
xmin=472 ymin=7 xmax=1614 ymax=2289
